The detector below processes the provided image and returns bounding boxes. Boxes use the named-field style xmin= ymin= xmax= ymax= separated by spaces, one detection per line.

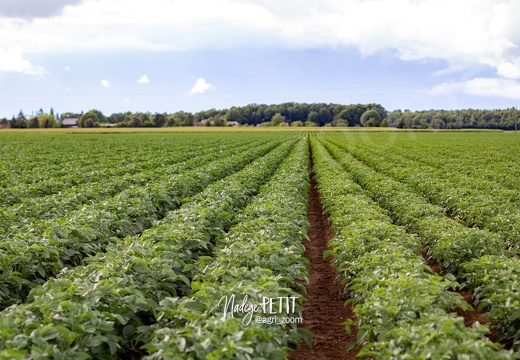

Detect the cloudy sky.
xmin=1 ymin=0 xmax=520 ymax=118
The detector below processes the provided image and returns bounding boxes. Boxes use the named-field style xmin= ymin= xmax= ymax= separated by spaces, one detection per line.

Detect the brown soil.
xmin=289 ymin=171 xmax=358 ymax=360
xmin=422 ymin=251 xmax=442 ymax=275
xmin=454 ymin=289 xmax=492 ymax=329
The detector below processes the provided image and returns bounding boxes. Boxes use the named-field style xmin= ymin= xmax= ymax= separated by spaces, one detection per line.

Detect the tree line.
xmin=2 ymin=103 xmax=519 ymax=129
xmin=1 ymin=109 xmax=60 ymax=129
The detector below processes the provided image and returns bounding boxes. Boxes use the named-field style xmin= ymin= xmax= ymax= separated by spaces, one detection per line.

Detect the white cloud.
xmin=432 ymin=64 xmax=469 ymax=77
xmin=497 ymin=60 xmax=520 ymax=79
xmin=64 ymin=65 xmax=71 ymax=72
xmin=0 ymin=0 xmax=83 ymax=19
xmin=189 ymin=77 xmax=215 ymax=95
xmin=101 ymin=79 xmax=111 ymax=88
xmin=1 ymin=0 xmax=520 ymax=81
xmin=0 ymin=47 xmax=46 ymax=76
xmin=137 ymin=75 xmax=149 ymax=84
xmin=430 ymin=77 xmax=520 ymax=101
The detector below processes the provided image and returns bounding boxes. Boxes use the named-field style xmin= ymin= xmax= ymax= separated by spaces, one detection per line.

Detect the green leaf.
xmin=343 ymin=298 xmax=355 ymax=308
xmin=345 ymin=341 xmax=358 ymax=352
xmin=122 ymin=324 xmax=136 ymax=338
xmin=356 ymin=328 xmax=368 ymax=343
xmin=177 ymin=274 xmax=190 ymax=286
xmin=132 ymin=262 xmax=149 ymax=273
xmin=297 ymin=328 xmax=312 ymax=350
xmin=36 ymin=266 xmax=45 ymax=277
xmin=178 ymin=337 xmax=186 ymax=352
xmin=182 ymin=301 xmax=207 ymax=312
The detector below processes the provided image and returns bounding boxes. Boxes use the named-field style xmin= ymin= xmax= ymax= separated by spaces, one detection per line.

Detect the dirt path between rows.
xmin=289 ymin=170 xmax=358 ymax=360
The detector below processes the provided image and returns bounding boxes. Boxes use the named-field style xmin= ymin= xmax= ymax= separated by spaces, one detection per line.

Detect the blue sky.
xmin=1 ymin=0 xmax=520 ymax=118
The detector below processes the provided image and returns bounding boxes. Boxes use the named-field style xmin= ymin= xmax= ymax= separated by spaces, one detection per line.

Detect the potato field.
xmin=0 ymin=131 xmax=519 ymax=359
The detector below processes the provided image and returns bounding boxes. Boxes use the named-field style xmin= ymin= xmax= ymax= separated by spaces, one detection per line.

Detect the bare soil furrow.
xmin=289 ymin=169 xmax=357 ymax=360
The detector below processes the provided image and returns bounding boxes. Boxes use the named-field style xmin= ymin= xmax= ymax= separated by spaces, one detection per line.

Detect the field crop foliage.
xmin=0 ymin=130 xmax=520 ymax=359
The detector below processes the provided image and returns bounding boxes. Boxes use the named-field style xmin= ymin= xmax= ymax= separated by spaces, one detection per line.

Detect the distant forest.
xmin=2 ymin=103 xmax=519 ymax=130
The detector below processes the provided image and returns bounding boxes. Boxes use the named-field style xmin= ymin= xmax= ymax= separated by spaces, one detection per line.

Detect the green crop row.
xmin=0 ymin=139 xmax=285 ymax=310
xmin=379 ymin=134 xmax=520 ymax=192
xmin=321 ymin=137 xmax=520 ymax=351
xmin=326 ymin=136 xmax=520 ymax=249
xmin=463 ymin=256 xmax=520 ymax=347
xmin=323 ymin=132 xmax=520 ymax=190
xmin=0 ymin=133 xmax=272 ymax=208
xmin=0 ymin=139 xmax=256 ymax=235
xmin=322 ymin=139 xmax=507 ymax=274
xmin=0 ymin=138 xmax=297 ymax=359
xmin=0 ymin=133 xmax=217 ymax=180
xmin=310 ymin=136 xmax=513 ymax=359
xmin=0 ymin=135 xmax=223 ymax=207
xmin=143 ymin=137 xmax=310 ymax=359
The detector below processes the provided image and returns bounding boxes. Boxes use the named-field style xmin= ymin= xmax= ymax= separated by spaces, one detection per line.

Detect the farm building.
xmin=61 ymin=118 xmax=79 ymax=128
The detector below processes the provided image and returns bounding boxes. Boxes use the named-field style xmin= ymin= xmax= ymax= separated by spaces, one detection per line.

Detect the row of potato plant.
xmin=0 ymin=133 xmax=211 ymax=182
xmin=321 ymin=137 xmax=520 ymax=351
xmin=463 ymin=256 xmax=520 ymax=348
xmin=342 ymin=136 xmax=520 ymax=209
xmin=0 ymin=143 xmax=125 ymax=190
xmin=377 ymin=133 xmax=520 ymax=192
xmin=0 ymin=135 xmax=216 ymax=207
xmin=0 ymin=133 xmax=253 ymax=208
xmin=0 ymin=140 xmax=284 ymax=310
xmin=0 ymin=139 xmax=256 ymax=235
xmin=322 ymin=139 xmax=507 ymax=274
xmin=310 ymin=136 xmax=512 ymax=359
xmin=327 ymin=137 xmax=520 ymax=249
xmin=0 ymin=138 xmax=298 ymax=359
xmin=143 ymin=137 xmax=311 ymax=359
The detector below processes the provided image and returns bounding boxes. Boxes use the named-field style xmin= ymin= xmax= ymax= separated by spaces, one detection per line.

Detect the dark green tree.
xmin=335 ymin=119 xmax=349 ymax=127
xmin=28 ymin=117 xmax=40 ymax=128
xmin=270 ymin=113 xmax=286 ymax=126
xmin=360 ymin=109 xmax=382 ymax=127
xmin=38 ymin=114 xmax=58 ymax=128
xmin=339 ymin=105 xmax=365 ymax=126
xmin=153 ymin=113 xmax=166 ymax=127
xmin=128 ymin=115 xmax=142 ymax=127
xmin=307 ymin=111 xmax=319 ymax=124
xmin=78 ymin=109 xmax=105 ymax=127
xmin=225 ymin=107 xmax=243 ymax=123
